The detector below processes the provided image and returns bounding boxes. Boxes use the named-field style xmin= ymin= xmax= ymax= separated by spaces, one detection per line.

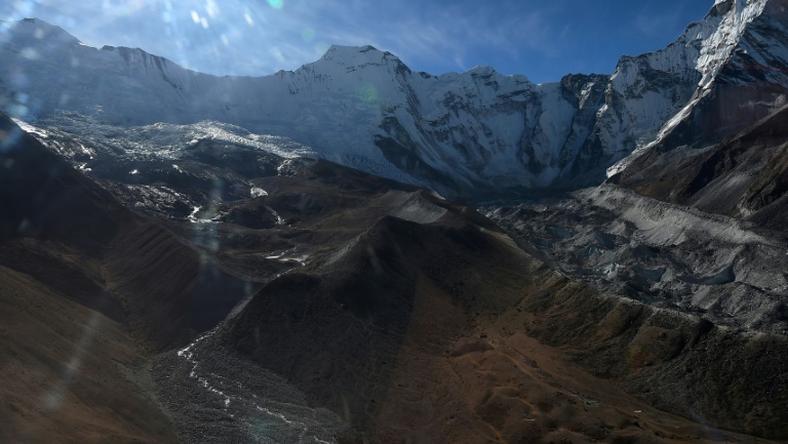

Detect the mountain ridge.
xmin=1 ymin=0 xmax=785 ymax=199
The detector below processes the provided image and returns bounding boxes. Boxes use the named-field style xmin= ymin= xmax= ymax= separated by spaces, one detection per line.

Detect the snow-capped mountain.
xmin=608 ymin=0 xmax=788 ymax=177
xmin=1 ymin=0 xmax=786 ymax=197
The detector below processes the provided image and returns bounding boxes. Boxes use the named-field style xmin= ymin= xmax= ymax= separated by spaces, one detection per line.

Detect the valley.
xmin=3 ymin=109 xmax=786 ymax=442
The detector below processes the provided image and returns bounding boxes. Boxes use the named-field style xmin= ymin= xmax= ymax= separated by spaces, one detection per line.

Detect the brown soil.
xmin=0 ymin=265 xmax=177 ymax=443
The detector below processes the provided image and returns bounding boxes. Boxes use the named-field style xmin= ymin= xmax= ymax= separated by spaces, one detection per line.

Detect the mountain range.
xmin=1 ymin=0 xmax=785 ymax=198
xmin=1 ymin=0 xmax=788 ymax=443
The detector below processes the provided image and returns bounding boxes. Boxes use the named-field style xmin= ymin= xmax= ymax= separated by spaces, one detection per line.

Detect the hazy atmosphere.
xmin=1 ymin=0 xmax=711 ymax=82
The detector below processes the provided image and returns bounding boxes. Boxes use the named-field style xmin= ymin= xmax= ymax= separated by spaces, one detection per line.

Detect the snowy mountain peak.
xmin=1 ymin=5 xmax=786 ymax=198
xmin=713 ymin=0 xmax=765 ymax=10
xmin=99 ymin=45 xmax=183 ymax=73
xmin=607 ymin=0 xmax=785 ymax=178
xmin=318 ymin=44 xmax=408 ymax=71
xmin=695 ymin=0 xmax=769 ymax=88
xmin=466 ymin=65 xmax=497 ymax=76
xmin=5 ymin=17 xmax=80 ymax=47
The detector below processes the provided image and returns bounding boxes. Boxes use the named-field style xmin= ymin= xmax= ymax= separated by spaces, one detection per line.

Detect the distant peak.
xmin=18 ymin=17 xmax=69 ymax=33
xmin=324 ymin=44 xmax=381 ymax=54
xmin=709 ymin=0 xmax=768 ymax=17
xmin=10 ymin=17 xmax=80 ymax=45
xmin=320 ymin=44 xmax=384 ymax=62
xmin=466 ymin=65 xmax=496 ymax=76
xmin=320 ymin=44 xmax=400 ymax=63
xmin=317 ymin=44 xmax=411 ymax=73
xmin=20 ymin=17 xmax=46 ymax=24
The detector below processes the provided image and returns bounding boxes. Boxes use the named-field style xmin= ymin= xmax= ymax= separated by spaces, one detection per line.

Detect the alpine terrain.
xmin=0 ymin=0 xmax=787 ymax=442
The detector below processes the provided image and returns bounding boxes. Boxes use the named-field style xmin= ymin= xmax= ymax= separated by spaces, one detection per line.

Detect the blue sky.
xmin=1 ymin=0 xmax=713 ymax=83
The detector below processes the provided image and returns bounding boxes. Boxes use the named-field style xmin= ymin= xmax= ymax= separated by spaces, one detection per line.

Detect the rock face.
xmin=2 ymin=0 xmax=786 ymax=198
xmin=603 ymin=1 xmax=788 ymax=247
xmin=608 ymin=0 xmax=788 ymax=179
xmin=611 ymin=104 xmax=788 ymax=231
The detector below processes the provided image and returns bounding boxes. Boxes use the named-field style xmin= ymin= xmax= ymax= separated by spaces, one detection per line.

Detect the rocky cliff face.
xmin=1 ymin=2 xmax=786 ymax=198
xmin=608 ymin=0 xmax=788 ymax=178
xmin=610 ymin=104 xmax=788 ymax=229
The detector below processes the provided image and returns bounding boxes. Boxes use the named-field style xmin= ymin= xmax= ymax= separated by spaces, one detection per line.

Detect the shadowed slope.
xmin=0 ymin=115 xmax=249 ymax=349
xmin=0 ymin=115 xmax=252 ymax=441
xmin=611 ymin=105 xmax=788 ymax=234
xmin=218 ymin=175 xmax=787 ymax=441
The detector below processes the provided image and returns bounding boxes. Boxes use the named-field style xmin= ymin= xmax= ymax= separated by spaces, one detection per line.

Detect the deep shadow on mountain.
xmin=0 ymin=115 xmax=250 ymax=349
xmin=169 ymin=146 xmax=787 ymax=442
xmin=0 ymin=114 xmax=253 ymax=442
xmin=219 ymin=185 xmax=788 ymax=441
xmin=610 ymin=104 xmax=788 ymax=235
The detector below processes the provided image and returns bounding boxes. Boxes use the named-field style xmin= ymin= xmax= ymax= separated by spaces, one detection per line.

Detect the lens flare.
xmin=267 ymin=0 xmax=284 ymax=10
xmin=301 ymin=28 xmax=315 ymax=42
xmin=357 ymin=84 xmax=379 ymax=105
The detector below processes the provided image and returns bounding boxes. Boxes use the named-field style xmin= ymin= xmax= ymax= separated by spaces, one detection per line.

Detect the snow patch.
xmin=265 ymin=250 xmax=308 ymax=266
xmin=250 ymin=186 xmax=268 ymax=198
xmin=11 ymin=118 xmax=49 ymax=138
